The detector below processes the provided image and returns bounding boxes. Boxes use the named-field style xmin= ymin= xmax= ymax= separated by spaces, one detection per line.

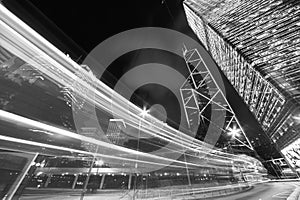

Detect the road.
xmin=213 ymin=181 xmax=300 ymax=200
xmin=19 ymin=181 xmax=300 ymax=200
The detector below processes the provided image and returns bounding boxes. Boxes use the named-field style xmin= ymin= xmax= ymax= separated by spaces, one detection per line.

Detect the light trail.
xmin=0 ymin=12 xmax=237 ymax=162
xmin=0 ymin=109 xmax=239 ymax=169
xmin=0 ymin=4 xmax=258 ymax=169
xmin=0 ymin=10 xmax=217 ymax=158
xmin=0 ymin=132 xmax=233 ymax=171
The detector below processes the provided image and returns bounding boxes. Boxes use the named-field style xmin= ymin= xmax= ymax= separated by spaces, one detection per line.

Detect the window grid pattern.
xmin=186 ymin=0 xmax=293 ymax=131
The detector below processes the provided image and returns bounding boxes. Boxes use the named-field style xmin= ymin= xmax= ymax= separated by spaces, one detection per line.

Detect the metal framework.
xmin=180 ymin=46 xmax=254 ymax=150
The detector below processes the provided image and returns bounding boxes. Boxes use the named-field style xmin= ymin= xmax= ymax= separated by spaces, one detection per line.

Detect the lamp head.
xmin=141 ymin=107 xmax=150 ymax=118
xmin=228 ymin=126 xmax=240 ymax=137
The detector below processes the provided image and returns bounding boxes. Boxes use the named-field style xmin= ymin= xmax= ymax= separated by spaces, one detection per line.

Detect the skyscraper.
xmin=183 ymin=0 xmax=300 ymax=170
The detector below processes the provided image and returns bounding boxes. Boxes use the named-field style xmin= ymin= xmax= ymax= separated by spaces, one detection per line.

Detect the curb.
xmin=287 ymin=187 xmax=300 ymax=200
xmin=199 ymin=185 xmax=253 ymax=200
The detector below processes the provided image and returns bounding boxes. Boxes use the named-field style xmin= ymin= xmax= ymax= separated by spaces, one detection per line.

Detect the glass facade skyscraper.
xmin=183 ymin=0 xmax=300 ymax=168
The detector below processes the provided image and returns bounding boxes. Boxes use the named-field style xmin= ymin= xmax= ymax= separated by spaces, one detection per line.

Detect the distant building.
xmin=106 ymin=119 xmax=126 ymax=145
xmin=183 ymin=0 xmax=300 ymax=171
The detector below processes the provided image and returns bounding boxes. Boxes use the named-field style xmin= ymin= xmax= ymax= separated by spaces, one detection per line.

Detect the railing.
xmin=135 ymin=183 xmax=251 ymax=199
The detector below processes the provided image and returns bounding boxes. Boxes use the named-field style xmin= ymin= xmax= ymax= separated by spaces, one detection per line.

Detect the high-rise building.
xmin=183 ymin=0 xmax=300 ymax=170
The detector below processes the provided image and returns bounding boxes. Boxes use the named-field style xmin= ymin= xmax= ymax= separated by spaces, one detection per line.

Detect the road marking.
xmin=272 ymin=191 xmax=292 ymax=198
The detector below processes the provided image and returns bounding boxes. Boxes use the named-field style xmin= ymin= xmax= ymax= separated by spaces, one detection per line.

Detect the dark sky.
xmin=2 ymin=0 xmax=282 ymax=161
xmin=2 ymin=0 xmax=197 ymax=129
xmin=4 ymin=0 xmax=192 ymax=58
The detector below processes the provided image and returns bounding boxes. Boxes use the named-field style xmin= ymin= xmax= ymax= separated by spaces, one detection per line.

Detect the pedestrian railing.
xmin=135 ymin=183 xmax=251 ymax=199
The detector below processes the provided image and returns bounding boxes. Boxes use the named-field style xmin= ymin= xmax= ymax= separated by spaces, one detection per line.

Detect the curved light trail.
xmin=0 ymin=4 xmax=263 ymax=175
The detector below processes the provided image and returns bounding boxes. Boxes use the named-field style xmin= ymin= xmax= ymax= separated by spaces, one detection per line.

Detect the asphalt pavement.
xmin=19 ymin=181 xmax=300 ymax=200
xmin=213 ymin=181 xmax=300 ymax=200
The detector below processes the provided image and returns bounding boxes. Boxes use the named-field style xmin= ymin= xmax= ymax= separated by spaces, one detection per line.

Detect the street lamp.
xmin=140 ymin=106 xmax=150 ymax=118
xmin=133 ymin=106 xmax=150 ymax=199
xmin=95 ymin=159 xmax=104 ymax=166
xmin=136 ymin=106 xmax=150 ymax=167
xmin=226 ymin=125 xmax=253 ymax=151
xmin=228 ymin=126 xmax=241 ymax=138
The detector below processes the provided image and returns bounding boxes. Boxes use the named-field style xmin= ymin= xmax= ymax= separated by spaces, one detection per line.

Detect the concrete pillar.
xmin=72 ymin=174 xmax=79 ymax=189
xmin=128 ymin=174 xmax=132 ymax=190
xmin=44 ymin=174 xmax=52 ymax=188
xmin=99 ymin=174 xmax=106 ymax=189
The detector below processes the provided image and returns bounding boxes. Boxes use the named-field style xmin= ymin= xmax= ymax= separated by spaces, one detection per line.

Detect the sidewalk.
xmin=20 ymin=183 xmax=253 ymax=200
xmin=20 ymin=191 xmax=130 ymax=200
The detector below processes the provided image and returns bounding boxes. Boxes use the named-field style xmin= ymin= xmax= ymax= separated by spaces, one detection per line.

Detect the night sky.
xmin=2 ymin=0 xmax=282 ymax=162
xmin=4 ymin=0 xmax=192 ymax=57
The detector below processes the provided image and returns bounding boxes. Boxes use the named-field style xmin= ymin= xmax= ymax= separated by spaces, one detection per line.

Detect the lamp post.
xmin=133 ymin=106 xmax=150 ymax=199
xmin=227 ymin=125 xmax=253 ymax=151
xmin=135 ymin=107 xmax=149 ymax=168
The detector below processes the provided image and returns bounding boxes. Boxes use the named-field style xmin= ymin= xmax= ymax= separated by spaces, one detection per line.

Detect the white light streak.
xmin=0 ymin=3 xmax=259 ymax=171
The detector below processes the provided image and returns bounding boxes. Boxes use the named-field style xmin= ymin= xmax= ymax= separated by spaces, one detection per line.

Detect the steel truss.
xmin=180 ymin=46 xmax=254 ymax=150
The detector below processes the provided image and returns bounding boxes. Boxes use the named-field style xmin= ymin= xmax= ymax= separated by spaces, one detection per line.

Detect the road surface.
xmin=213 ymin=181 xmax=300 ymax=200
xmin=19 ymin=181 xmax=300 ymax=200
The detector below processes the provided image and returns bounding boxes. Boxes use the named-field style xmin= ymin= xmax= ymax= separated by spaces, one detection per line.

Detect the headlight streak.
xmin=0 ymin=134 xmax=233 ymax=171
xmin=0 ymin=108 xmax=251 ymax=168
xmin=0 ymin=6 xmax=216 ymax=158
xmin=1 ymin=21 xmax=209 ymax=161
xmin=0 ymin=4 xmax=255 ymax=168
